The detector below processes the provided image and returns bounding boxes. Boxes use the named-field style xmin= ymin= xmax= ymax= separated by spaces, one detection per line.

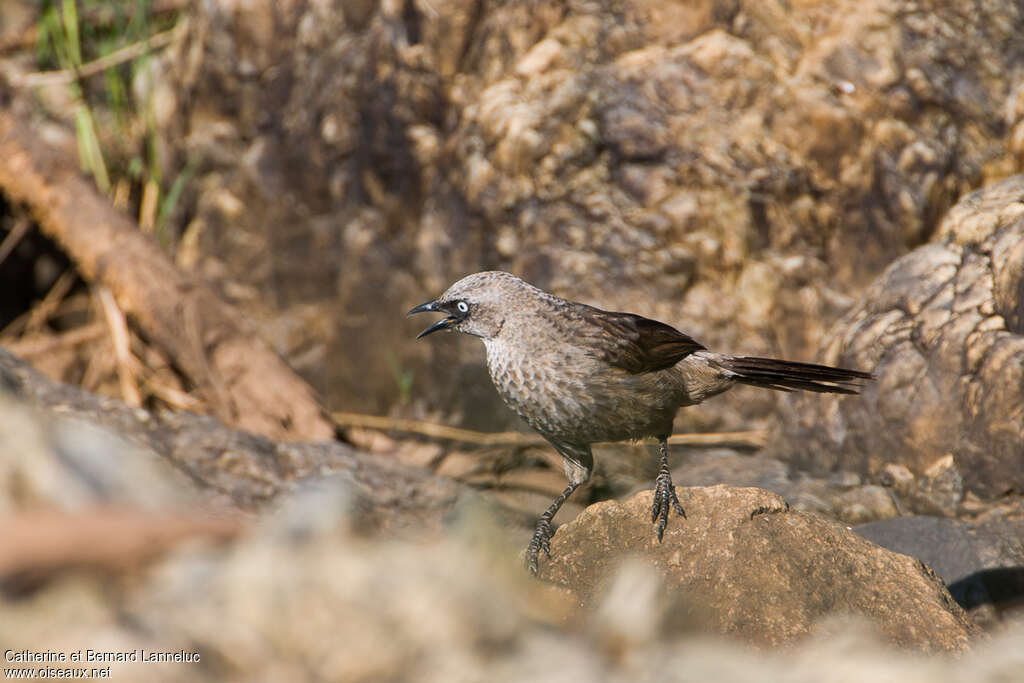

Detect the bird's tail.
xmin=723 ymin=356 xmax=872 ymax=394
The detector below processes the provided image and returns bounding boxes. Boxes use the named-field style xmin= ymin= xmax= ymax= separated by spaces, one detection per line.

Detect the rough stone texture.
xmin=783 ymin=175 xmax=1024 ymax=500
xmin=6 ymin=351 xmax=1020 ymax=679
xmin=3 ymin=487 xmax=1023 ymax=683
xmin=0 ymin=345 xmax=467 ymax=528
xmin=0 ymin=389 xmax=1003 ymax=680
xmin=163 ymin=0 xmax=1024 ymax=431
xmin=671 ymin=450 xmax=902 ymax=525
xmin=857 ymin=515 xmax=1024 ymax=627
xmin=537 ymin=486 xmax=975 ymax=651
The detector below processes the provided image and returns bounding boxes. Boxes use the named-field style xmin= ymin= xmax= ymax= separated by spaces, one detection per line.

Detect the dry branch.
xmin=332 ymin=411 xmax=768 ymax=450
xmin=0 ymin=508 xmax=242 ymax=584
xmin=0 ymin=111 xmax=337 ymax=441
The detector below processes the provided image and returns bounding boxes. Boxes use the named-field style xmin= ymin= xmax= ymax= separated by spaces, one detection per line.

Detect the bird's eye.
xmin=456 ymin=301 xmax=470 ymax=314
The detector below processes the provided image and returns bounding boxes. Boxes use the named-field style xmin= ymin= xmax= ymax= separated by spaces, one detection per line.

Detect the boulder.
xmin=783 ymin=175 xmax=1024 ymax=500
xmin=857 ymin=515 xmax=1024 ymax=627
xmin=537 ymin=486 xmax=975 ymax=650
xmin=163 ymin=0 xmax=1024 ymax=431
xmin=0 ymin=346 xmax=467 ymax=529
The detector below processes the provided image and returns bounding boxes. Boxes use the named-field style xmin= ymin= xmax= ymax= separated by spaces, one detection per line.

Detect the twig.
xmin=0 ymin=217 xmax=30 ymax=267
xmin=14 ymin=23 xmax=184 ymax=88
xmin=0 ymin=508 xmax=242 ymax=581
xmin=0 ymin=0 xmax=187 ymax=55
xmin=332 ymin=412 xmax=768 ymax=450
xmin=24 ymin=269 xmax=77 ymax=333
xmin=3 ymin=322 xmax=106 ymax=358
xmin=95 ymin=285 xmax=141 ymax=408
xmin=143 ymin=380 xmax=203 ymax=411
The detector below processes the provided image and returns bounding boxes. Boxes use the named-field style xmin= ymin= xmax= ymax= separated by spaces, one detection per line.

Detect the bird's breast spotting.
xmin=482 ymin=336 xmax=617 ymax=441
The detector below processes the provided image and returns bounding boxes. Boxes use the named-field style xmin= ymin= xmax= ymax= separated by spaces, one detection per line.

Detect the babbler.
xmin=410 ymin=271 xmax=871 ymax=574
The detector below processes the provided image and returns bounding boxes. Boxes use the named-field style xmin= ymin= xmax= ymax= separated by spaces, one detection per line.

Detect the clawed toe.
xmin=524 ymin=481 xmax=580 ymax=576
xmin=651 ymin=473 xmax=686 ymax=541
xmin=525 ymin=519 xmax=553 ymax=575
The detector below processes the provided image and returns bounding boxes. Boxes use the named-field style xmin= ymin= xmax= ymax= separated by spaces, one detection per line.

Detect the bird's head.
xmin=408 ymin=271 xmax=530 ymax=341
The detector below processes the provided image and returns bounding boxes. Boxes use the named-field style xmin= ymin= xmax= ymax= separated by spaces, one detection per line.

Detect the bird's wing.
xmin=572 ymin=305 xmax=705 ymax=374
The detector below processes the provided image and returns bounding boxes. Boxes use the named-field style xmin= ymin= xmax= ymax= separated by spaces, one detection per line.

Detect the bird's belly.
xmin=484 ymin=342 xmax=679 ymax=443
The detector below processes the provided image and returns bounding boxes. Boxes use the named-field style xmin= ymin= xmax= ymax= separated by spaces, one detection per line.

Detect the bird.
xmin=409 ymin=271 xmax=872 ymax=574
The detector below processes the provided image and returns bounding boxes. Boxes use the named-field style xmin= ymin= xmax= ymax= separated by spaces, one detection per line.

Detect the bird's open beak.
xmin=408 ymin=299 xmax=455 ymax=339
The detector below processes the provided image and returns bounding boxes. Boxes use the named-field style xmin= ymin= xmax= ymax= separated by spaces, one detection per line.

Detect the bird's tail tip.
xmin=725 ymin=356 xmax=873 ymax=394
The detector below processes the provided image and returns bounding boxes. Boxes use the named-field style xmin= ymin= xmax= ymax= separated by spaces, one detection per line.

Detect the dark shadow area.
xmin=0 ymin=205 xmax=77 ymax=332
xmin=948 ymin=566 xmax=1024 ymax=616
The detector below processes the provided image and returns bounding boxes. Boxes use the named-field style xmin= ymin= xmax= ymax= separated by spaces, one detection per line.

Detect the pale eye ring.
xmin=456 ymin=301 xmax=469 ymax=314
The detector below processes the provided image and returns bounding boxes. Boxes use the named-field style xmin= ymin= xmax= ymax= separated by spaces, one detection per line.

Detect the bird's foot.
xmin=651 ymin=470 xmax=686 ymax=542
xmin=525 ymin=516 xmax=553 ymax=576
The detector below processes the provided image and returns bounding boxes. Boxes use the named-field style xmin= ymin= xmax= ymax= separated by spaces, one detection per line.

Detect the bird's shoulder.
xmin=558 ymin=301 xmax=705 ymax=374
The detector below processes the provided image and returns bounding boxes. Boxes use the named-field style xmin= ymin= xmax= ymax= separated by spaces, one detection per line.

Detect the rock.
xmin=670 ymin=451 xmax=898 ymax=525
xmin=3 ymin=495 xmax=1019 ymax=683
xmin=879 ymin=463 xmax=916 ymax=496
xmin=857 ymin=516 xmax=984 ymax=586
xmin=835 ymin=485 xmax=900 ymax=524
xmin=857 ymin=515 xmax=1024 ymax=627
xmin=0 ymin=351 xmax=1020 ymax=679
xmin=0 ymin=346 xmax=470 ymax=531
xmin=537 ymin=486 xmax=975 ymax=650
xmin=783 ymin=175 xmax=1024 ymax=501
xmin=160 ymin=0 xmax=1024 ymax=434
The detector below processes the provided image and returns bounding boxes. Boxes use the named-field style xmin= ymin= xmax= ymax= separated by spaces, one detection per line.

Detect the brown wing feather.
xmin=573 ymin=304 xmax=705 ymax=374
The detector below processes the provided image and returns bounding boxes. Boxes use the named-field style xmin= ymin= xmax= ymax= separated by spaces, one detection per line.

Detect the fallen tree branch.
xmin=332 ymin=411 xmax=768 ymax=450
xmin=0 ymin=509 xmax=242 ymax=588
xmin=0 ymin=111 xmax=337 ymax=441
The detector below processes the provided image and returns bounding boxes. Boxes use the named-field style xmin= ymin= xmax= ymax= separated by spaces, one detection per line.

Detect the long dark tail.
xmin=723 ymin=356 xmax=873 ymax=394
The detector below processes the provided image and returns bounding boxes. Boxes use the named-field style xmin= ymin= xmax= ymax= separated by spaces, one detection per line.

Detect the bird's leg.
xmin=651 ymin=437 xmax=685 ymax=541
xmin=525 ymin=481 xmax=579 ymax=575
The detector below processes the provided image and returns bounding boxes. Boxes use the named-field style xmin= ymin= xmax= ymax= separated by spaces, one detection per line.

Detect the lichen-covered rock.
xmin=783 ymin=175 xmax=1024 ymax=500
xmin=165 ymin=0 xmax=1024 ymax=430
xmin=538 ymin=486 xmax=975 ymax=651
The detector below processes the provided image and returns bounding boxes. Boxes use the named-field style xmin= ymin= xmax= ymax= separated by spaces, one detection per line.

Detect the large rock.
xmin=783 ymin=175 xmax=1024 ymax=500
xmin=0 ymin=346 xmax=467 ymax=529
xmin=163 ymin=0 xmax=1024 ymax=430
xmin=3 ymin=350 xmax=1021 ymax=680
xmin=857 ymin=515 xmax=1024 ymax=627
xmin=537 ymin=486 xmax=975 ymax=650
xmin=3 ymin=480 xmax=1017 ymax=683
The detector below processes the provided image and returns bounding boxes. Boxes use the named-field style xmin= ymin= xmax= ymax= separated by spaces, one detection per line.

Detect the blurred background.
xmin=8 ymin=0 xmax=1021 ymax=431
xmin=1 ymin=0 xmax=1024 ymax=680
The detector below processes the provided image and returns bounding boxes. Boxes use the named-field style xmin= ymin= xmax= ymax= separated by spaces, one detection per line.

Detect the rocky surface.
xmin=3 ymin=482 xmax=1023 ymax=683
xmin=1 ymin=345 xmax=1005 ymax=674
xmin=669 ymin=449 xmax=907 ymax=524
xmin=160 ymin=0 xmax=1024 ymax=431
xmin=538 ymin=486 xmax=975 ymax=650
xmin=0 ymin=346 xmax=468 ymax=527
xmin=4 ymin=0 xmax=1024 ymax=674
xmin=783 ymin=175 xmax=1024 ymax=500
xmin=857 ymin=515 xmax=1024 ymax=627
